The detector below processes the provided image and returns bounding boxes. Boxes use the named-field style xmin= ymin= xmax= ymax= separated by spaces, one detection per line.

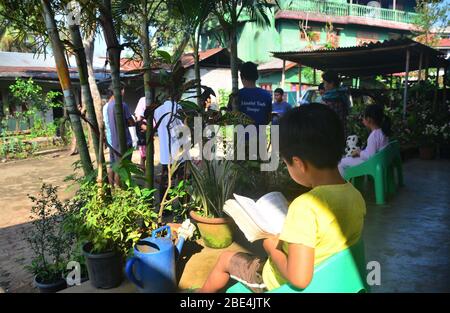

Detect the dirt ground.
xmin=0 ymin=151 xmax=80 ymax=292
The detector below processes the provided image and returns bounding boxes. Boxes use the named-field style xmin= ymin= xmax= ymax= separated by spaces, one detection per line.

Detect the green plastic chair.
xmin=343 ymin=140 xmax=403 ymax=205
xmin=226 ymin=240 xmax=369 ymax=293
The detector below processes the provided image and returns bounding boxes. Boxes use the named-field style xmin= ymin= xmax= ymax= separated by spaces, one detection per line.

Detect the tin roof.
xmin=272 ymin=38 xmax=450 ymax=77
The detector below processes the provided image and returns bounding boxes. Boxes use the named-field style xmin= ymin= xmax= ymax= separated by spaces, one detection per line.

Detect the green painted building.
xmin=201 ymin=0 xmax=419 ymax=96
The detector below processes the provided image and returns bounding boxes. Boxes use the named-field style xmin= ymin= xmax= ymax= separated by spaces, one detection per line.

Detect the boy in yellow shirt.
xmin=200 ymin=103 xmax=366 ymax=292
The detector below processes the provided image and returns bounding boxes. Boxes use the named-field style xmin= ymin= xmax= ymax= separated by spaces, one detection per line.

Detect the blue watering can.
xmin=125 ymin=220 xmax=194 ymax=293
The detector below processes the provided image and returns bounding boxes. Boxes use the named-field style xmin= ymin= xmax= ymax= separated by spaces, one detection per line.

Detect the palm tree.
xmin=212 ymin=0 xmax=276 ymax=111
xmin=168 ymin=0 xmax=214 ymax=107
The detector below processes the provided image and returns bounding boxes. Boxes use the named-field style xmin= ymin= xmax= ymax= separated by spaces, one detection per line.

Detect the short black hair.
xmin=322 ymin=71 xmax=340 ymax=86
xmin=318 ymin=83 xmax=325 ymax=90
xmin=274 ymin=88 xmax=284 ymax=95
xmin=279 ymin=103 xmax=345 ymax=169
xmin=239 ymin=61 xmax=259 ymax=82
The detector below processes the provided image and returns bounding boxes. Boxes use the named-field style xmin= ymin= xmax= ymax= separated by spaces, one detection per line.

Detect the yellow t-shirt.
xmin=262 ymin=182 xmax=366 ymax=290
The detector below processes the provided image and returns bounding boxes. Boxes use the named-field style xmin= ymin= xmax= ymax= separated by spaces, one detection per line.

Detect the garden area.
xmin=1 ymin=78 xmax=70 ymax=162
xmin=0 ymin=0 xmax=449 ymax=297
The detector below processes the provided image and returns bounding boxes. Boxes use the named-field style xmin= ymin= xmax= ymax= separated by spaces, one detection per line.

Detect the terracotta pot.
xmin=189 ymin=211 xmax=234 ymax=249
xmin=419 ymin=144 xmax=436 ymax=160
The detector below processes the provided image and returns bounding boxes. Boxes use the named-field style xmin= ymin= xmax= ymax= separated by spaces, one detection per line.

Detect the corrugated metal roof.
xmin=0 ymin=51 xmax=111 ymax=81
xmin=271 ymin=38 xmax=450 ymax=77
xmin=115 ymin=48 xmax=235 ymax=72
xmin=258 ymin=59 xmax=297 ymax=72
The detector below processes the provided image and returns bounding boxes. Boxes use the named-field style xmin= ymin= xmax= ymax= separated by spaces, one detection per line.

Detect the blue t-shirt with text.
xmin=237 ymin=88 xmax=272 ymax=126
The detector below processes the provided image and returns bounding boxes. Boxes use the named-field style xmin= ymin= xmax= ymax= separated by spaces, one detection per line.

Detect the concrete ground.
xmin=1 ymin=151 xmax=449 ymax=293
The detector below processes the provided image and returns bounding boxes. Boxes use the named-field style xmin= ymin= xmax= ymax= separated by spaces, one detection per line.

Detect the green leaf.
xmin=156 ymin=50 xmax=172 ymax=64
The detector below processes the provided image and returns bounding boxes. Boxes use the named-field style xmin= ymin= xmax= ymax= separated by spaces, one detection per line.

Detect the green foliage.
xmin=218 ymin=89 xmax=231 ymax=109
xmin=346 ymin=103 xmax=370 ymax=147
xmin=163 ymin=179 xmax=191 ymax=223
xmin=0 ymin=135 xmax=38 ymax=159
xmin=188 ymin=159 xmax=238 ymax=218
xmin=7 ymin=78 xmax=63 ymax=136
xmin=9 ymin=78 xmax=62 ymax=120
xmin=111 ymin=148 xmax=144 ymax=188
xmin=64 ymin=182 xmax=158 ymax=257
xmin=413 ymin=0 xmax=449 ymax=46
xmin=24 ymin=183 xmax=76 ymax=283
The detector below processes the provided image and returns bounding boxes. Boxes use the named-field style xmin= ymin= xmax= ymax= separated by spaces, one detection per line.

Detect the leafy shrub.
xmin=64 ymin=183 xmax=158 ymax=257
xmin=24 ymin=183 xmax=76 ymax=283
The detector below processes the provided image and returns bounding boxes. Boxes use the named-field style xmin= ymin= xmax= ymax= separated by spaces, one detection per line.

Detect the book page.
xmin=255 ymin=192 xmax=289 ymax=234
xmin=233 ymin=192 xmax=288 ymax=235
xmin=223 ymin=200 xmax=269 ymax=242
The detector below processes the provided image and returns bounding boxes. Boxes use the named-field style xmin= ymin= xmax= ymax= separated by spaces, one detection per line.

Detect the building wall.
xmin=201 ymin=0 xmax=414 ymax=64
xmin=184 ymin=67 xmax=243 ymax=106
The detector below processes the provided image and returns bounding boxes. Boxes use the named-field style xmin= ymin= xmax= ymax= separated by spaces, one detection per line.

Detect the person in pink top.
xmin=339 ymin=104 xmax=391 ymax=176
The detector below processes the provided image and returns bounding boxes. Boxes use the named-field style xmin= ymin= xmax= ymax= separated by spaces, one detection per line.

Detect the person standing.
xmin=153 ymin=98 xmax=188 ymax=200
xmin=228 ymin=62 xmax=272 ymax=160
xmin=271 ymin=87 xmax=291 ymax=125
xmin=229 ymin=62 xmax=272 ymax=126
xmin=321 ymin=71 xmax=350 ymax=136
xmin=104 ymin=83 xmax=135 ymax=187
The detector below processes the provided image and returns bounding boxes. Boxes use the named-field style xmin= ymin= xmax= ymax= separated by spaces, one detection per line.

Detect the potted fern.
xmin=188 ymin=159 xmax=238 ymax=249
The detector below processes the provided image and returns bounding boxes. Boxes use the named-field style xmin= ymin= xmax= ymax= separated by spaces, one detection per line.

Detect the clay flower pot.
xmin=189 ymin=211 xmax=234 ymax=249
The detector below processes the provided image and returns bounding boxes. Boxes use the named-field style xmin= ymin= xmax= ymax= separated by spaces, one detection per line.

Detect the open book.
xmin=223 ymin=192 xmax=289 ymax=242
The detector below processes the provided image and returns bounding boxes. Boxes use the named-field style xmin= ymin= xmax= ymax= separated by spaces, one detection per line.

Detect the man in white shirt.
xmin=153 ymin=99 xmax=190 ymax=200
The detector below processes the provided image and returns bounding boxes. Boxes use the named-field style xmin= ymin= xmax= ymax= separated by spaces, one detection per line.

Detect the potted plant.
xmin=439 ymin=122 xmax=450 ymax=159
xmin=65 ymin=182 xmax=158 ymax=289
xmin=24 ymin=183 xmax=75 ymax=293
xmin=418 ymin=123 xmax=440 ymax=160
xmin=188 ymin=159 xmax=238 ymax=249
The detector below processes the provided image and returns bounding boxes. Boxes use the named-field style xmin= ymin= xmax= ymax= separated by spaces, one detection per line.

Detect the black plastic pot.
xmin=34 ymin=275 xmax=67 ymax=293
xmin=82 ymin=243 xmax=123 ymax=289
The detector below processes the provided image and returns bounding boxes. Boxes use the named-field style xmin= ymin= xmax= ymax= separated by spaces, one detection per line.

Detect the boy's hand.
xmin=263 ymin=236 xmax=279 ymax=254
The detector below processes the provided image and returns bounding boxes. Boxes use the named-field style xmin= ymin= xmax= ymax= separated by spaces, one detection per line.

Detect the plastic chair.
xmin=343 ymin=140 xmax=403 ymax=205
xmin=226 ymin=240 xmax=369 ymax=293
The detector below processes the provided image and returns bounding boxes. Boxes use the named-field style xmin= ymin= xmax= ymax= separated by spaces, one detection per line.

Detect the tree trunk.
xmin=141 ymin=0 xmax=155 ymax=189
xmin=40 ymin=0 xmax=93 ymax=176
xmin=68 ymin=23 xmax=101 ymax=164
xmin=193 ymin=36 xmax=202 ymax=107
xmin=229 ymin=28 xmax=239 ymax=111
xmin=83 ymin=30 xmax=103 ymax=127
xmin=99 ymin=0 xmax=127 ymax=156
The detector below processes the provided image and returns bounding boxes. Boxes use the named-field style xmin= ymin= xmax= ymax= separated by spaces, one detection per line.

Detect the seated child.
xmin=199 ymin=103 xmax=366 ymax=293
xmin=338 ymin=104 xmax=391 ymax=176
